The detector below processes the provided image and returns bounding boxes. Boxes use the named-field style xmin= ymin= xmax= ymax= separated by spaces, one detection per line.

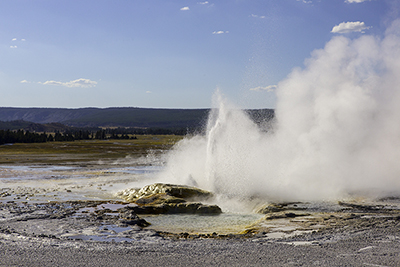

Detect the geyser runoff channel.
xmin=157 ymin=19 xmax=400 ymax=207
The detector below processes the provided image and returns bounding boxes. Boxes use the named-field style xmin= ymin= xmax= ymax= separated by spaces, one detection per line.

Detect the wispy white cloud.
xmin=297 ymin=0 xmax=312 ymax=4
xmin=197 ymin=1 xmax=214 ymax=7
xmin=146 ymin=91 xmax=152 ymax=94
xmin=212 ymin=30 xmax=229 ymax=34
xmin=10 ymin=38 xmax=26 ymax=47
xmin=20 ymin=80 xmax=30 ymax=83
xmin=345 ymin=0 xmax=369 ymax=3
xmin=331 ymin=21 xmax=370 ymax=34
xmin=250 ymin=85 xmax=277 ymax=92
xmin=40 ymin=78 xmax=97 ymax=88
xmin=180 ymin=6 xmax=190 ymax=11
xmin=251 ymin=14 xmax=266 ymax=19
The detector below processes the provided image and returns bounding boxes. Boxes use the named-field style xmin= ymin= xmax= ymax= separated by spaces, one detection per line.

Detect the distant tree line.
xmin=0 ymin=127 xmax=194 ymax=145
xmin=100 ymin=127 xmax=193 ymax=136
xmin=51 ymin=129 xmax=139 ymax=142
xmin=0 ymin=129 xmax=49 ymax=145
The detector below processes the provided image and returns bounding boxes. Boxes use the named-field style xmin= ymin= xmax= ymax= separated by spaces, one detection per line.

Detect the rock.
xmin=117 ymin=183 xmax=213 ymax=202
xmin=134 ymin=193 xmax=186 ymax=205
xmin=166 ymin=202 xmax=221 ymax=214
xmin=121 ymin=202 xmax=222 ymax=215
xmin=338 ymin=201 xmax=385 ymax=211
xmin=118 ymin=210 xmax=150 ymax=227
xmin=256 ymin=202 xmax=304 ymax=214
xmin=264 ymin=211 xmax=310 ymax=220
xmin=116 ymin=183 xmax=221 ymax=215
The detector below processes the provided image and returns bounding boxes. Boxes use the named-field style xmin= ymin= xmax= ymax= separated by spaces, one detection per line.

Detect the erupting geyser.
xmin=157 ymin=20 xmax=400 ymax=206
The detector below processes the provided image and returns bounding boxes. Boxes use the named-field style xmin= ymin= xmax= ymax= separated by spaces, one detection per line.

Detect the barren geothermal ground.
xmin=1 ymin=137 xmax=400 ymax=266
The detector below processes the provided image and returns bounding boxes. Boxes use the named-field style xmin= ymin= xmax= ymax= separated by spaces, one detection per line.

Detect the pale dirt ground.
xmin=1 ymin=198 xmax=400 ymax=266
xmin=0 ymin=141 xmax=400 ymax=266
xmin=0 ymin=219 xmax=399 ymax=266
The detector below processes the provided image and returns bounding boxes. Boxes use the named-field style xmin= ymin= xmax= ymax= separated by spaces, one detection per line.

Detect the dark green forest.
xmin=0 ymin=127 xmax=192 ymax=145
xmin=0 ymin=108 xmax=274 ymax=145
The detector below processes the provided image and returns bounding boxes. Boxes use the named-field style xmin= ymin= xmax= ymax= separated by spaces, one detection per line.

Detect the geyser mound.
xmin=157 ymin=20 xmax=400 ymax=207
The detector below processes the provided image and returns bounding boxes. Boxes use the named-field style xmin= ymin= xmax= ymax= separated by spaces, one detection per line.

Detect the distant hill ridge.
xmin=0 ymin=107 xmax=274 ymax=129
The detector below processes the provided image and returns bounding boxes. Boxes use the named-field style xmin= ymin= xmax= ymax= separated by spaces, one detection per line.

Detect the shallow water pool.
xmin=142 ymin=213 xmax=265 ymax=234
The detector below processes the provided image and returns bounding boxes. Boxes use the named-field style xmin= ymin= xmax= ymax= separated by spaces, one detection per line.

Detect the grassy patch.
xmin=0 ymin=135 xmax=183 ymax=165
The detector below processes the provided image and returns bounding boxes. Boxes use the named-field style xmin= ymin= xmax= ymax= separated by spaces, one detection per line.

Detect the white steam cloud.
xmin=158 ymin=19 xmax=400 ymax=207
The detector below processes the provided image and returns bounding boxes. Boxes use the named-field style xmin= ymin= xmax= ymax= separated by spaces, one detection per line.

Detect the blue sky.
xmin=0 ymin=0 xmax=397 ymax=109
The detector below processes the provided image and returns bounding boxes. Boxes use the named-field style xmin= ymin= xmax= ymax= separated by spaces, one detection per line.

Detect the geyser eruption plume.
xmin=204 ymin=92 xmax=266 ymax=197
xmin=158 ymin=20 xmax=400 ymax=207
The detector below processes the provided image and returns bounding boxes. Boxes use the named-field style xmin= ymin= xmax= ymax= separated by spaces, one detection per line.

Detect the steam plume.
xmin=158 ymin=19 xmax=400 ymax=204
